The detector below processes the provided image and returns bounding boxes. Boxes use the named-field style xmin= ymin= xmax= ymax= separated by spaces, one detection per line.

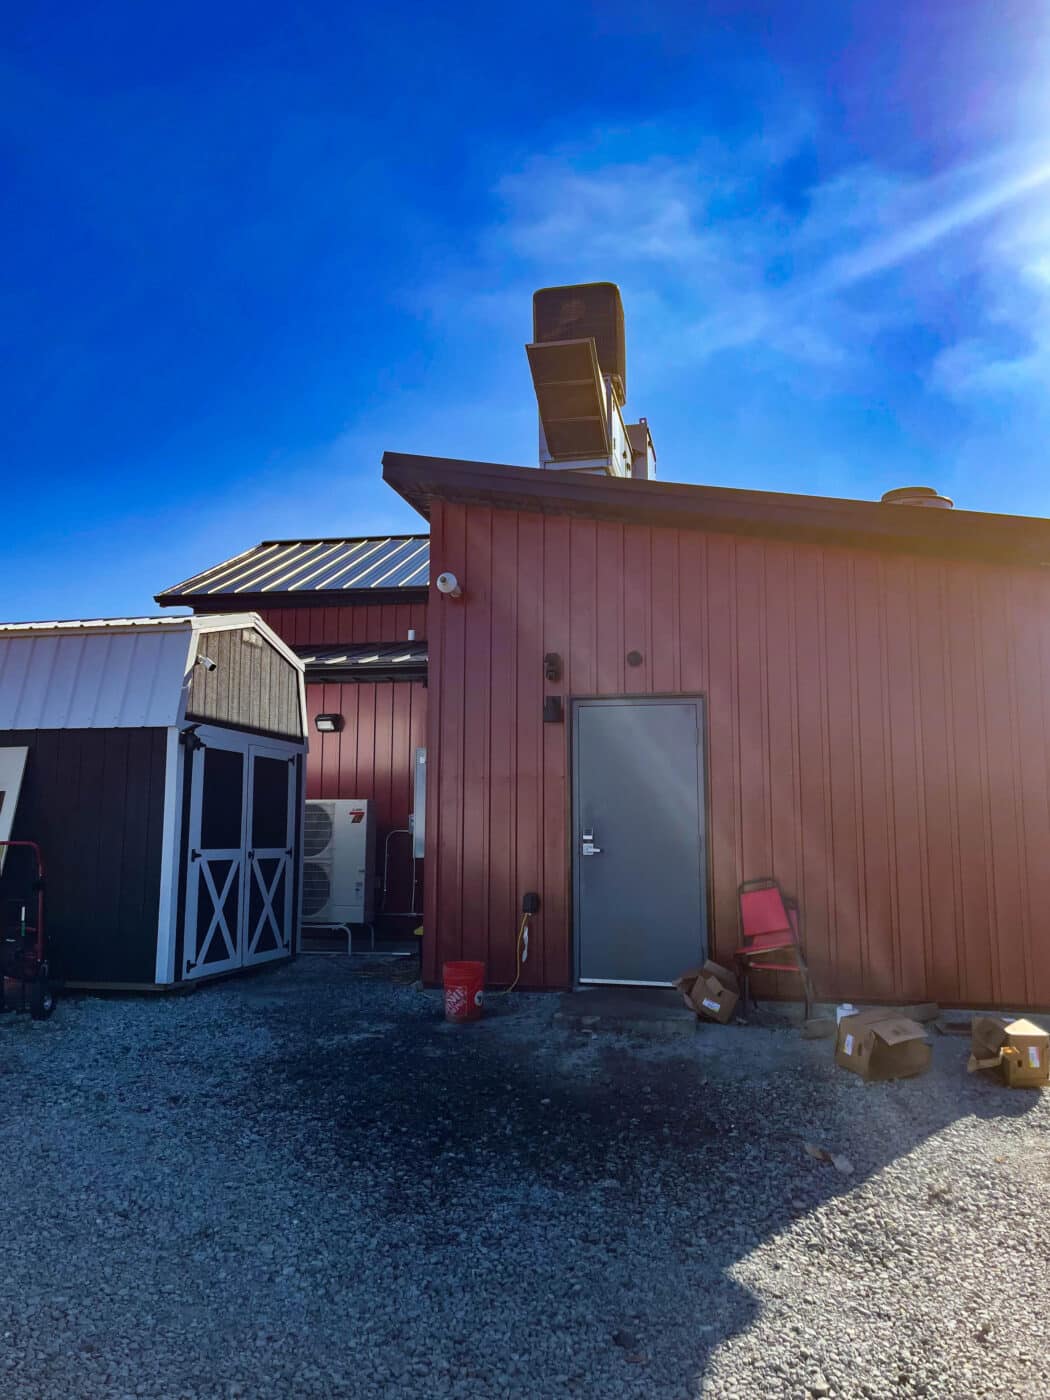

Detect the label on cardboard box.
xmin=843 ymin=1033 xmax=855 ymax=1056
xmin=1029 ymin=1046 xmax=1041 ymax=1069
xmin=702 ymin=998 xmax=721 ymax=1013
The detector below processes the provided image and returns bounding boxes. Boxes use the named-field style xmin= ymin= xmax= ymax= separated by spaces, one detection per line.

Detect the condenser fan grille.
xmin=302 ymin=861 xmax=332 ymax=917
xmin=304 ymin=803 xmax=334 ymax=858
xmin=533 ymin=282 xmax=626 ymax=398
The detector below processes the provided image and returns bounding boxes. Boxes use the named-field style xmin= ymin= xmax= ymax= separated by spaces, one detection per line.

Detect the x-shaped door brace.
xmin=190 ymin=856 xmax=241 ymax=971
xmin=248 ymin=852 xmax=289 ymax=956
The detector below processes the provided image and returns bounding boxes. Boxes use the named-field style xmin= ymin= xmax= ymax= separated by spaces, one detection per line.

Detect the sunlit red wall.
xmin=424 ymin=500 xmax=1050 ymax=1008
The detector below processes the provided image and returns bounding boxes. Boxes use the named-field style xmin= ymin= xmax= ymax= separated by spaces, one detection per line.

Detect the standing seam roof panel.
xmin=156 ymin=537 xmax=431 ymax=599
xmin=217 ymin=541 xmax=323 ymax=594
xmin=288 ymin=539 xmax=391 ymax=591
xmin=218 ymin=541 xmax=336 ymax=595
xmin=279 ymin=540 xmax=373 ymax=592
xmin=0 ymin=630 xmax=191 ymax=730
xmin=175 ymin=542 xmax=283 ymax=596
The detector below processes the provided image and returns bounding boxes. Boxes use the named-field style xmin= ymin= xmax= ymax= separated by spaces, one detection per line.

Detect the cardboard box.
xmin=835 ymin=1008 xmax=931 ymax=1081
xmin=967 ymin=1016 xmax=1049 ymax=1088
xmin=675 ymin=960 xmax=739 ymax=1024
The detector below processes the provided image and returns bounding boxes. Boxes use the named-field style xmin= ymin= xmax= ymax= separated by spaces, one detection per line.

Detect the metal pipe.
xmin=381 ymin=829 xmax=421 ymax=916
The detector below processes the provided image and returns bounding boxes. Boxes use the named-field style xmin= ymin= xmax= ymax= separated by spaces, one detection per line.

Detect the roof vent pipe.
xmin=880 ymin=486 xmax=954 ymax=510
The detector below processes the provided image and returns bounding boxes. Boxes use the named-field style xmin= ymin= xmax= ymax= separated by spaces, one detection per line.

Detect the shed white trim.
xmin=154 ymin=726 xmax=185 ymax=985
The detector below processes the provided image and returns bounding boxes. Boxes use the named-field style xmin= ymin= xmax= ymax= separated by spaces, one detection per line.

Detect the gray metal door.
xmin=573 ymin=697 xmax=707 ymax=985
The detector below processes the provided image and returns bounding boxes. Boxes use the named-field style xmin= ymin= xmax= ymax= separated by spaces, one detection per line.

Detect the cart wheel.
xmin=29 ymin=980 xmax=55 ymax=1021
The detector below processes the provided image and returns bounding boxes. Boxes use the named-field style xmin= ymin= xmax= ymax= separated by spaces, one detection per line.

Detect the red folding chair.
xmin=736 ymin=878 xmax=816 ymax=1019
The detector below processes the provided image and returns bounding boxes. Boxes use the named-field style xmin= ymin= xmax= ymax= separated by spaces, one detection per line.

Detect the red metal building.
xmin=384 ymin=451 xmax=1050 ymax=1010
xmin=157 ymin=536 xmax=429 ymax=922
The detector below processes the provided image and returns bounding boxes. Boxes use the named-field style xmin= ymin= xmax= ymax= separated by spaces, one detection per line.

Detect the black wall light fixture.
xmin=314 ymin=713 xmax=344 ymax=733
xmin=543 ymin=696 xmax=563 ymax=724
xmin=544 ymin=652 xmax=562 ymax=682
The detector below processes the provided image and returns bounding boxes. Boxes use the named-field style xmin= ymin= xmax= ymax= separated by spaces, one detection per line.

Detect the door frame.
xmin=570 ymin=694 xmax=710 ymax=987
xmin=176 ymin=724 xmax=304 ymax=983
xmin=182 ymin=731 xmax=248 ymax=981
xmin=242 ymin=741 xmax=297 ymax=969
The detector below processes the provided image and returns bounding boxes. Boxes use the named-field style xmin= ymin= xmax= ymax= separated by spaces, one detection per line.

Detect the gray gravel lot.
xmin=0 ymin=957 xmax=1047 ymax=1400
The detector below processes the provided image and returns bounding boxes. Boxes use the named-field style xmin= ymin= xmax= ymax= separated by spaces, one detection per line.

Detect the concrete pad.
xmin=554 ymin=987 xmax=697 ymax=1039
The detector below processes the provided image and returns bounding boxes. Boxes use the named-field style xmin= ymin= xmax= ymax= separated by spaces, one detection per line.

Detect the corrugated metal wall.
xmin=254 ymin=604 xmax=429 ymax=920
xmin=424 ymin=500 xmax=1050 ymax=1009
xmin=305 ymin=680 xmax=427 ymax=918
xmin=254 ymin=602 xmax=428 ymax=647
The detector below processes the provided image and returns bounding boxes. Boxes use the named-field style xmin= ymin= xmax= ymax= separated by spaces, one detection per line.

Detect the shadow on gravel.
xmin=240 ymin=961 xmax=1040 ymax=1397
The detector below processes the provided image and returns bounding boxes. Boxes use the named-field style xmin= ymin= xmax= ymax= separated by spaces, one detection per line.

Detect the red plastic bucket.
xmin=443 ymin=960 xmax=485 ymax=1022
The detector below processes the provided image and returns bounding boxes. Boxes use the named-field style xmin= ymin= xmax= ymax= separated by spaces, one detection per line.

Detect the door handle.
xmin=581 ymin=830 xmax=602 ymax=856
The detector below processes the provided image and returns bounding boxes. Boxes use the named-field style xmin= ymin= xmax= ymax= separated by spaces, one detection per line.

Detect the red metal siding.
xmin=255 ymin=602 xmax=428 ymax=647
xmin=255 ymin=605 xmax=428 ymax=921
xmin=424 ymin=501 xmax=1050 ymax=1008
xmin=305 ymin=680 xmax=427 ymax=917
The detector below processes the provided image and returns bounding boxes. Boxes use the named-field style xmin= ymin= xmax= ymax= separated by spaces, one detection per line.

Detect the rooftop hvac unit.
xmin=526 ymin=282 xmax=653 ymax=480
xmin=533 ymin=282 xmax=626 ymax=400
xmin=302 ymin=799 xmax=376 ymax=926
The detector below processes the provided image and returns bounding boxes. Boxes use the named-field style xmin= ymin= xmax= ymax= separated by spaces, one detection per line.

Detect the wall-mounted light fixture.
xmin=436 ymin=572 xmax=462 ymax=598
xmin=543 ymin=652 xmax=562 ymax=682
xmin=314 ymin=713 xmax=344 ymax=733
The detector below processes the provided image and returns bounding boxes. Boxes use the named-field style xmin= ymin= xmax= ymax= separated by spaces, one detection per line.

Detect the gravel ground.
xmin=0 ymin=957 xmax=1047 ymax=1400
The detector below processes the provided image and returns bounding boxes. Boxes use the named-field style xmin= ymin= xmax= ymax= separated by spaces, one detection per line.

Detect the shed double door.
xmin=182 ymin=735 xmax=297 ymax=980
xmin=573 ymin=697 xmax=707 ymax=985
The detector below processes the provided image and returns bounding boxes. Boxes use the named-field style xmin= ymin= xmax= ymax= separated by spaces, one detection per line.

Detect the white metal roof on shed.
xmin=0 ymin=614 xmax=303 ymax=732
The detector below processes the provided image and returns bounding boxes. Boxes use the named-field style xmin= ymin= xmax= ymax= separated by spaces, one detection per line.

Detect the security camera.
xmin=196 ymin=655 xmax=218 ymax=672
xmin=435 ymin=572 xmax=462 ymax=598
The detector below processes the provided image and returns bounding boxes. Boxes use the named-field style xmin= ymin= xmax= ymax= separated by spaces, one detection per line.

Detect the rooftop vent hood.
xmin=881 ymin=486 xmax=954 ymax=510
xmin=526 ymin=282 xmax=654 ymax=481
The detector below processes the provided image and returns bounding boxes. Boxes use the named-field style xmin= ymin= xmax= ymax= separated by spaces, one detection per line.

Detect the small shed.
xmin=154 ymin=534 xmax=431 ymax=922
xmin=0 ymin=614 xmax=307 ymax=989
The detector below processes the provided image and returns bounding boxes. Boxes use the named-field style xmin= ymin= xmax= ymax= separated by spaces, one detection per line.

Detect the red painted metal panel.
xmin=424 ymin=501 xmax=1050 ymax=1008
xmin=256 ymin=602 xmax=427 ymax=647
xmin=253 ymin=603 xmax=427 ymax=921
xmin=304 ymin=679 xmax=426 ymax=918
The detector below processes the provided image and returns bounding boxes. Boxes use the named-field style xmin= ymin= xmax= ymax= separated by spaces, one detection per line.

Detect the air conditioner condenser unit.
xmin=302 ymin=799 xmax=376 ymax=925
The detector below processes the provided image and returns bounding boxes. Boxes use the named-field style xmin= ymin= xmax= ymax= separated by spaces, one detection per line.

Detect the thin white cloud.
xmin=415 ymin=128 xmax=1050 ymax=414
xmin=817 ymin=158 xmax=1050 ymax=293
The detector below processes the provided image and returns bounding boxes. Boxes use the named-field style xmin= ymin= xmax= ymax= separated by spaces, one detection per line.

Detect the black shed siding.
xmin=0 ymin=727 xmax=167 ymax=983
xmin=187 ymin=628 xmax=302 ymax=739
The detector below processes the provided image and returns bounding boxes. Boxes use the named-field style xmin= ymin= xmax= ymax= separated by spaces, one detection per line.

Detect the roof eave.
xmin=302 ymin=665 xmax=427 ymax=684
xmin=382 ymin=451 xmax=1050 ymax=568
xmin=156 ymin=585 xmax=429 ymax=611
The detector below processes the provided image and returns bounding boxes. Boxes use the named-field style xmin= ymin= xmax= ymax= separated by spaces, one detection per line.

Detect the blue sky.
xmin=4 ymin=1 xmax=1050 ymax=619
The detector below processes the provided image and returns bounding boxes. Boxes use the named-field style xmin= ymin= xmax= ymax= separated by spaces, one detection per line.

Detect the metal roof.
xmin=0 ymin=616 xmax=195 ymax=634
xmin=0 ymin=626 xmax=194 ymax=730
xmin=157 ymin=535 xmax=430 ymax=602
xmin=297 ymin=642 xmax=427 ymax=678
xmin=382 ymin=452 xmax=1050 ymax=568
xmin=0 ymin=614 xmax=305 ymax=731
